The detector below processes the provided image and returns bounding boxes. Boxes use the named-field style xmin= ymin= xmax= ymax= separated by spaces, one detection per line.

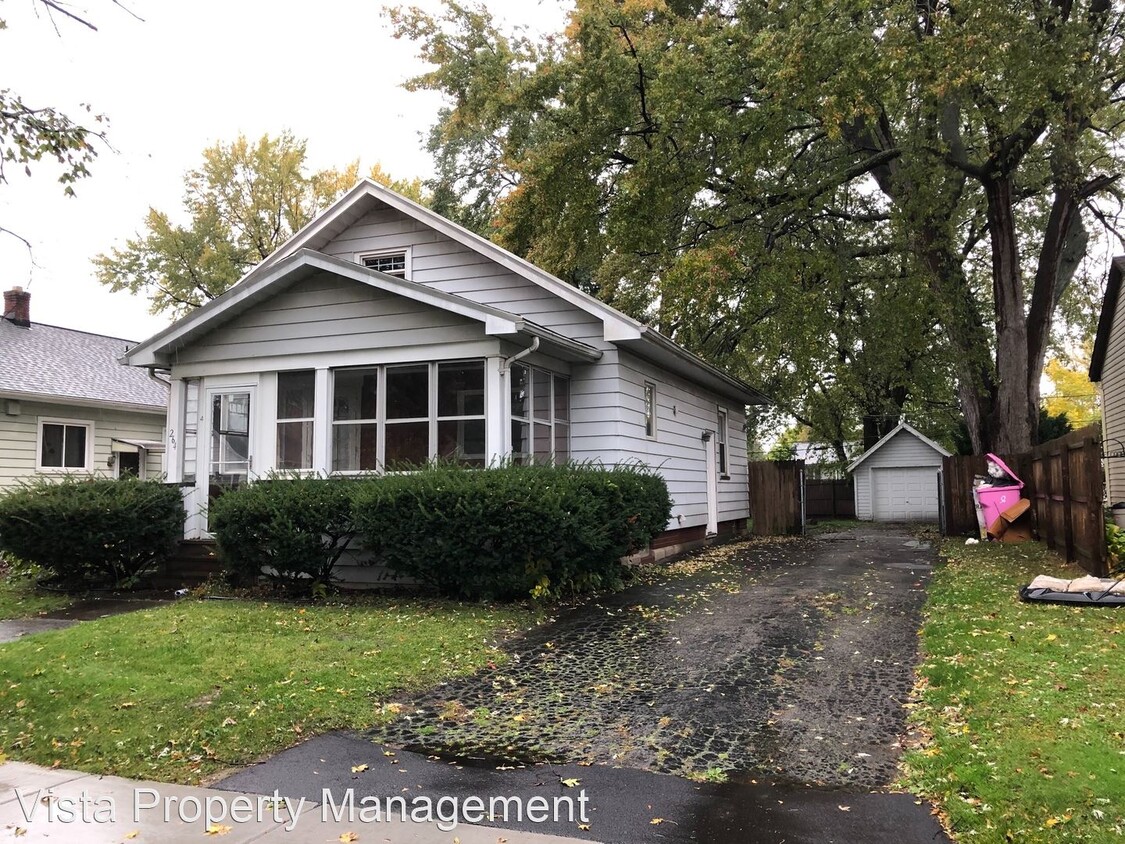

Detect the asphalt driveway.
xmin=221 ymin=526 xmax=950 ymax=843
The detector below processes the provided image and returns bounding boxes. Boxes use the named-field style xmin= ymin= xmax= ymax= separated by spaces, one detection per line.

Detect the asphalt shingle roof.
xmin=0 ymin=319 xmax=167 ymax=409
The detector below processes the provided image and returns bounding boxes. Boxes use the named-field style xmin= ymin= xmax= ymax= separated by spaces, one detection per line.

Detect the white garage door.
xmin=872 ymin=467 xmax=940 ymax=521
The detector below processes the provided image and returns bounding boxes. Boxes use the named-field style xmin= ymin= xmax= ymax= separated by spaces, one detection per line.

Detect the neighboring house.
xmin=847 ymin=421 xmax=951 ymax=522
xmin=121 ymin=179 xmax=768 ymax=556
xmin=1088 ymin=255 xmax=1125 ymax=504
xmin=0 ymin=287 xmax=167 ymax=490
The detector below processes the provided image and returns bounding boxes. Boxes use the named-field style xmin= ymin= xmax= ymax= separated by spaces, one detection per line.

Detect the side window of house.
xmin=277 ymin=370 xmax=315 ymax=470
xmin=360 ymin=250 xmax=408 ymax=278
xmin=510 ymin=363 xmax=569 ymax=465
xmin=644 ymin=383 xmax=657 ymax=438
xmin=717 ymin=408 xmax=728 ymax=477
xmin=38 ymin=419 xmax=91 ymax=471
xmin=332 ymin=368 xmax=379 ymax=472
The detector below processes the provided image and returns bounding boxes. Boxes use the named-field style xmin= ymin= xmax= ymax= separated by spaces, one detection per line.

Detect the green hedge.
xmin=0 ymin=478 xmax=183 ymax=589
xmin=209 ymin=476 xmax=362 ymax=591
xmin=353 ymin=464 xmax=672 ymax=600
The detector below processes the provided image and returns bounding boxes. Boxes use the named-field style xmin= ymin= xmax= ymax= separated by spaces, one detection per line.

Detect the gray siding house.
xmin=121 ymin=180 xmax=767 ymax=553
xmin=0 ymin=288 xmax=167 ymax=489
xmin=847 ymin=421 xmax=950 ymax=522
xmin=1089 ymin=256 xmax=1125 ymax=504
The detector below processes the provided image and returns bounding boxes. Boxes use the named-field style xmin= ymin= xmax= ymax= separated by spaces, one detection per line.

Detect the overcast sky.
xmin=0 ymin=0 xmax=566 ymax=341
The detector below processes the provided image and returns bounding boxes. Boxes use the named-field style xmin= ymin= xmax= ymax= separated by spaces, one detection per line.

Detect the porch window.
xmin=332 ymin=368 xmax=379 ymax=472
xmin=277 ymin=370 xmax=315 ymax=470
xmin=644 ymin=383 xmax=656 ymax=438
xmin=510 ymin=363 xmax=569 ymax=465
xmin=437 ymin=361 xmax=486 ymax=466
xmin=385 ymin=364 xmax=430 ymax=466
xmin=329 ymin=359 xmax=487 ymax=472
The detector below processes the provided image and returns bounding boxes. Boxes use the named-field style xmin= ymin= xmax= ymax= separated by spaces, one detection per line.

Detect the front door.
xmin=205 ymin=389 xmax=254 ymax=532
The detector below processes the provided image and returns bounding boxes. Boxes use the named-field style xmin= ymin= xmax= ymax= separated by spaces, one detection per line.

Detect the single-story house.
xmin=121 ymin=180 xmax=769 ymax=557
xmin=1088 ymin=255 xmax=1125 ymax=504
xmin=847 ymin=421 xmax=950 ymax=522
xmin=0 ymin=287 xmax=167 ymax=490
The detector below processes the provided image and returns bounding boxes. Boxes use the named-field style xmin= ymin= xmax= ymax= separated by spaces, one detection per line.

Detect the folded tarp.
xmin=1020 ymin=574 xmax=1125 ymax=605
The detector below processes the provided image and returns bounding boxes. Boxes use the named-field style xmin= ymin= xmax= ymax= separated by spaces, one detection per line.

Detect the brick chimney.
xmin=3 ymin=287 xmax=30 ymax=327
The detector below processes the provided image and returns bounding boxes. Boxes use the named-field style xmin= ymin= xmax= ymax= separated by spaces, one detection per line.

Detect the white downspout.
xmin=499 ymin=336 xmax=540 ymax=374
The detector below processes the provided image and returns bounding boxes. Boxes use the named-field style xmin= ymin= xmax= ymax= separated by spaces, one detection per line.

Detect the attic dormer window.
xmin=359 ymin=249 xmax=409 ymax=279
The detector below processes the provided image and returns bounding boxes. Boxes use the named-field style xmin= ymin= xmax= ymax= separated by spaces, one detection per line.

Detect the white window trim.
xmin=276 ymin=370 xmax=317 ymax=473
xmin=355 ymin=246 xmax=413 ymax=279
xmin=717 ymin=406 xmax=730 ymax=479
xmin=112 ymin=448 xmax=147 ymax=480
xmin=328 ymin=359 xmax=489 ymax=474
xmin=36 ymin=416 xmax=95 ymax=474
xmin=644 ymin=382 xmax=657 ymax=439
xmin=509 ymin=363 xmax=570 ymax=465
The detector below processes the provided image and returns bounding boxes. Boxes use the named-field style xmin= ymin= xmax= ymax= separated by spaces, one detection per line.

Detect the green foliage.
xmin=353 ymin=464 xmax=672 ymax=601
xmin=94 ymin=132 xmax=359 ymax=318
xmin=0 ymin=597 xmax=538 ymax=784
xmin=1106 ymin=520 xmax=1125 ymax=574
xmin=208 ymin=476 xmax=363 ymax=592
xmin=1037 ymin=408 xmax=1074 ymax=443
xmin=0 ymin=478 xmax=183 ymax=589
xmin=902 ymin=540 xmax=1125 ymax=840
xmin=392 ymin=0 xmax=1125 ymax=454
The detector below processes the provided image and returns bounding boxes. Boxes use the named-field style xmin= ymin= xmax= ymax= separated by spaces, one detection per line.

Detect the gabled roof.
xmin=250 ymin=179 xmax=769 ymax=406
xmin=120 ymin=250 xmax=603 ymax=368
xmin=1089 ymin=256 xmax=1125 ymax=382
xmin=846 ymin=421 xmax=952 ymax=473
xmin=0 ymin=318 xmax=167 ymax=413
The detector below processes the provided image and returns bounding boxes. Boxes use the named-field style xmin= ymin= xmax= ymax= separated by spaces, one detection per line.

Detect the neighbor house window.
xmin=359 ymin=249 xmax=409 ymax=279
xmin=644 ymin=383 xmax=657 ymax=438
xmin=510 ymin=363 xmax=569 ymax=465
xmin=717 ymin=408 xmax=729 ymax=477
xmin=37 ymin=419 xmax=92 ymax=471
xmin=277 ymin=370 xmax=315 ymax=470
xmin=330 ymin=359 xmax=487 ymax=472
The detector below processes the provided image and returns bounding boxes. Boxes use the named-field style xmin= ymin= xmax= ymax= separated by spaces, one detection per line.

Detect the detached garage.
xmin=848 ymin=422 xmax=951 ymax=522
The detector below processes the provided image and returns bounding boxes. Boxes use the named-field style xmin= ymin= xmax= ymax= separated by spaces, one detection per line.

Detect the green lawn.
xmin=0 ymin=570 xmax=73 ymax=619
xmin=901 ymin=540 xmax=1125 ymax=842
xmin=0 ymin=597 xmax=540 ymax=784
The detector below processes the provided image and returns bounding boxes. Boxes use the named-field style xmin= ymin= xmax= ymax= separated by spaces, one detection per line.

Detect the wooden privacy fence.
xmin=805 ymin=478 xmax=856 ymax=519
xmin=940 ymin=425 xmax=1106 ymax=576
xmin=1030 ymin=427 xmax=1105 ymax=575
xmin=747 ymin=460 xmax=805 ymax=536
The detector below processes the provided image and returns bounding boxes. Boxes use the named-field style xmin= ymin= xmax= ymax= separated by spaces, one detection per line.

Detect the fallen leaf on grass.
xmin=651 ymin=818 xmax=664 ymax=825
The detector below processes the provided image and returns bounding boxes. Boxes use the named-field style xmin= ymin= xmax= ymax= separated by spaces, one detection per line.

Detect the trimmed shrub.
xmin=209 ymin=475 xmax=363 ymax=591
xmin=353 ymin=463 xmax=672 ymax=601
xmin=0 ymin=477 xmax=183 ymax=589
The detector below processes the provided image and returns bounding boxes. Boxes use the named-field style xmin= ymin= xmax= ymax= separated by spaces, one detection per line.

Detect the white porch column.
xmin=486 ymin=355 xmax=506 ymax=464
xmin=165 ymin=378 xmax=185 ymax=484
xmin=313 ymin=368 xmax=331 ymax=474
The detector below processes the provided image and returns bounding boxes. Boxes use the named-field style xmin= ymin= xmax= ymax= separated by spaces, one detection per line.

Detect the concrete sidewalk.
xmin=0 ymin=761 xmax=586 ymax=843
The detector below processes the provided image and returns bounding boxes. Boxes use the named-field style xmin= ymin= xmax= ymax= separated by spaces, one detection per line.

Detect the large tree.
xmin=392 ymin=0 xmax=1124 ymax=454
xmin=95 ymin=133 xmax=425 ymax=317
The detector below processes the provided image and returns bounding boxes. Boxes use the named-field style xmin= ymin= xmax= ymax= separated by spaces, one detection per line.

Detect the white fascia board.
xmin=121 ymin=249 xmax=527 ymax=369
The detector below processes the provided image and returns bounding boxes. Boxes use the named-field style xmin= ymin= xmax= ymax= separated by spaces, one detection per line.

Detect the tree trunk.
xmin=984 ymin=175 xmax=1033 ymax=454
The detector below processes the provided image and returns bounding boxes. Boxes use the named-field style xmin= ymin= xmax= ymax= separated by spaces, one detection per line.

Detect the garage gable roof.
xmin=846 ymin=422 xmax=952 ymax=473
